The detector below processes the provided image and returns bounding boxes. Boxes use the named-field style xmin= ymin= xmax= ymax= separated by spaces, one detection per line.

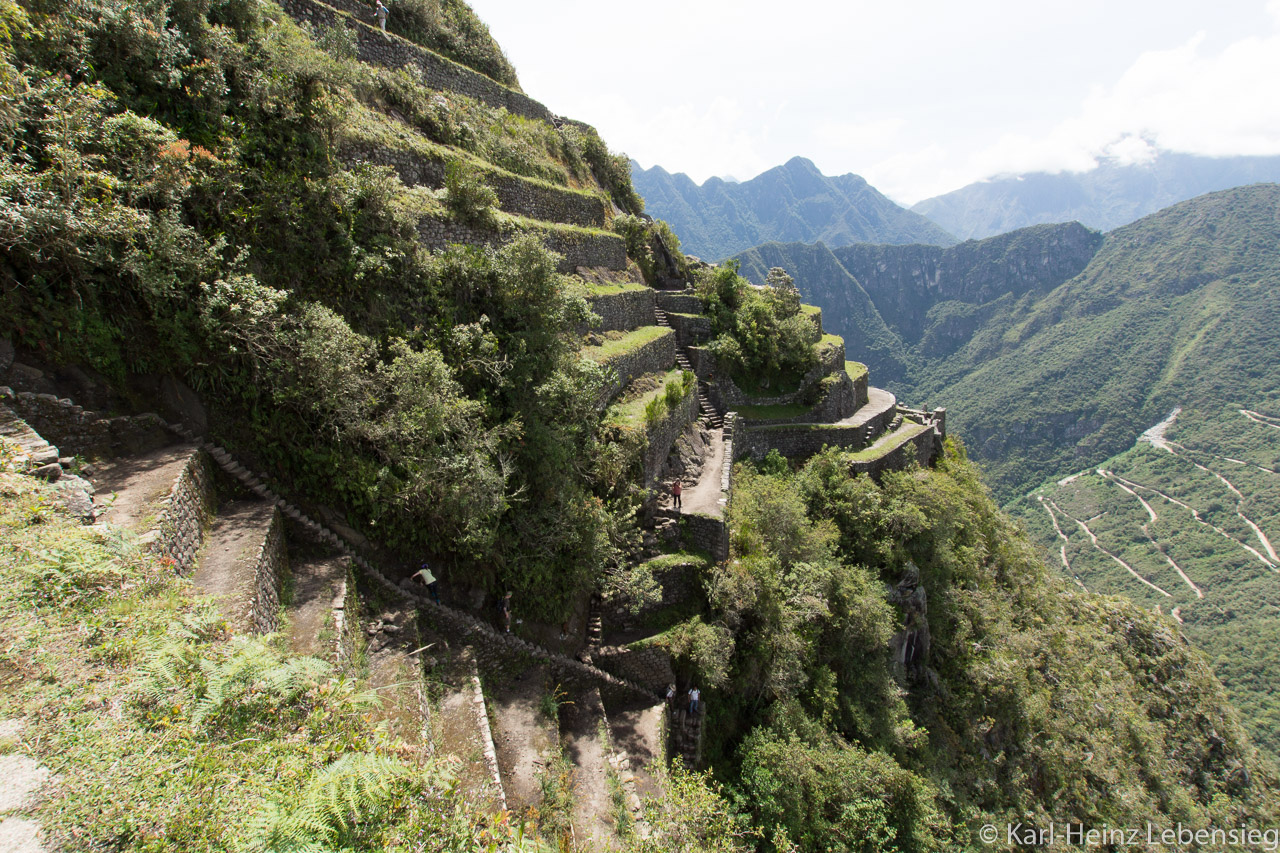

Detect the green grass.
xmin=582 ymin=326 xmax=673 ymax=363
xmin=584 ymin=280 xmax=649 ymax=296
xmin=844 ymin=361 xmax=869 ymax=383
xmin=844 ymin=422 xmax=929 ymax=461
xmin=605 ymin=369 xmax=685 ymax=428
xmin=800 ymin=304 xmax=821 ymax=316
xmin=735 ymin=402 xmax=813 ymax=421
xmin=817 ymin=333 xmax=844 ymax=350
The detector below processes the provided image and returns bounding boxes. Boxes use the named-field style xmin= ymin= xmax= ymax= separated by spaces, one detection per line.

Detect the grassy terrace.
xmin=845 ymin=361 xmax=869 ymax=383
xmin=735 ymin=402 xmax=813 ymax=421
xmin=605 ymin=369 xmax=687 ymax=429
xmin=800 ymin=304 xmax=821 ymax=316
xmin=845 ymin=422 xmax=930 ymax=461
xmin=341 ymin=104 xmax=606 ymax=200
xmin=581 ymin=325 xmax=672 ymax=362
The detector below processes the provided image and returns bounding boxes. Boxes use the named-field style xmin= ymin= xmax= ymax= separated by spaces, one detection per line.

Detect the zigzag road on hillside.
xmin=1036 ymin=495 xmax=1087 ymax=590
xmin=1241 ymin=409 xmax=1280 ymax=430
xmin=1163 ymin=441 xmax=1280 ymax=565
xmin=1047 ymin=498 xmax=1173 ymax=597
xmin=1097 ymin=470 xmax=1204 ymax=599
xmin=1107 ymin=473 xmax=1278 ymax=573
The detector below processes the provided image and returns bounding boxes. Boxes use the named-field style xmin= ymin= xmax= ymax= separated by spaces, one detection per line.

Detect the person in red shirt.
xmin=672 ymin=479 xmax=682 ymax=510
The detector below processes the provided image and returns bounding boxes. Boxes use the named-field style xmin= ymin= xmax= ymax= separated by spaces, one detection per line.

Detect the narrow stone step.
xmin=488 ymin=664 xmax=560 ymax=812
xmin=192 ymin=499 xmax=283 ymax=633
xmin=285 ymin=555 xmax=349 ymax=657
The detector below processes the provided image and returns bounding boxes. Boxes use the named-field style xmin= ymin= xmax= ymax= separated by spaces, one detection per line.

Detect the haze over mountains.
xmin=630 ymin=156 xmax=956 ymax=261
xmin=912 ymin=150 xmax=1280 ymax=240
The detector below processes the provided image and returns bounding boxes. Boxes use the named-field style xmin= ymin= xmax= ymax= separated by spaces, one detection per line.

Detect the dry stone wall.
xmin=595 ymin=330 xmax=677 ymax=407
xmin=602 ymin=556 xmax=705 ymax=632
xmin=736 ymin=423 xmax=866 ymax=461
xmin=654 ymin=292 xmax=704 ymax=314
xmin=682 ymin=512 xmax=729 ymax=563
xmin=582 ymin=289 xmax=656 ymax=334
xmin=416 ymin=215 xmax=626 ymax=273
xmin=247 ymin=509 xmax=289 ymax=635
xmin=643 ymin=391 xmax=699 ymax=486
xmin=278 ymin=0 xmax=554 ymax=122
xmin=342 ymin=143 xmax=607 ymax=229
xmin=849 ymin=426 xmax=944 ymax=477
xmin=7 ymin=392 xmax=172 ymax=459
xmin=151 ymin=450 xmax=217 ymax=577
xmin=593 ymin=644 xmax=675 ymax=692
xmin=666 ymin=313 xmax=712 ymax=349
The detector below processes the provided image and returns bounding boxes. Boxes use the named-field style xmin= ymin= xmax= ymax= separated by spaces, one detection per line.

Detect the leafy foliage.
xmin=696 ymin=261 xmax=817 ymax=386
xmin=681 ymin=445 xmax=1279 ymax=851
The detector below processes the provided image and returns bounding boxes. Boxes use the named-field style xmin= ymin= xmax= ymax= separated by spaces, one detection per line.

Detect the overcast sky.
xmin=464 ymin=0 xmax=1280 ymax=204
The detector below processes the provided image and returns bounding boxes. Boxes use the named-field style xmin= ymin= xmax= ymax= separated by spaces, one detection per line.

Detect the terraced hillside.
xmin=1010 ymin=405 xmax=1280 ymax=761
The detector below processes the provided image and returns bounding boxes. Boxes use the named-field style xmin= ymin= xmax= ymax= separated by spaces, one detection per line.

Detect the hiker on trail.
xmin=375 ymin=0 xmax=389 ymax=32
xmin=412 ymin=564 xmax=440 ymax=603
xmin=672 ymin=479 xmax=682 ymax=510
xmin=666 ymin=683 xmax=676 ymax=709
xmin=500 ymin=591 xmax=513 ymax=633
xmin=688 ymin=686 xmax=700 ymax=714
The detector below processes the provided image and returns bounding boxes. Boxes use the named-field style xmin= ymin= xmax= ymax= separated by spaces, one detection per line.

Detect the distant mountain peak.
xmin=913 ymin=150 xmax=1280 ymax=240
xmin=632 ymin=157 xmax=956 ymax=260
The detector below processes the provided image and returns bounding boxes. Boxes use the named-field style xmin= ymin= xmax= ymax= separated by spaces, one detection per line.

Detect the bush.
xmin=444 ymin=158 xmax=498 ymax=225
xmin=697 ymin=262 xmax=817 ymax=387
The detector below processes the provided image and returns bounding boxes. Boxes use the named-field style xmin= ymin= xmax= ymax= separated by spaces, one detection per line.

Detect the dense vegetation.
xmin=0 ymin=0 xmax=647 ymax=621
xmin=630 ymin=156 xmax=955 ymax=262
xmin=1009 ymin=404 xmax=1280 ymax=764
xmin=676 ymin=445 xmax=1280 ymax=851
xmin=696 ymin=263 xmax=817 ymax=389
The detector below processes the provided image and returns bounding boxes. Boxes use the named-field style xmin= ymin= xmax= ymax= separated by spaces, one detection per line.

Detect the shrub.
xmin=443 ymin=157 xmax=498 ymax=225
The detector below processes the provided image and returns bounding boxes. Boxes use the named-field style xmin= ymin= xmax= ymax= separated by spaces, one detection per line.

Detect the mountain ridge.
xmin=913 ymin=151 xmax=1280 ymax=239
xmin=632 ymin=155 xmax=956 ymax=260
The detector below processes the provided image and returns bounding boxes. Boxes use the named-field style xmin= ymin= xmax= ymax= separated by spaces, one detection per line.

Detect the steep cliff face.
xmin=831 ymin=221 xmax=1103 ymax=343
xmin=732 ymin=221 xmax=1103 ymax=383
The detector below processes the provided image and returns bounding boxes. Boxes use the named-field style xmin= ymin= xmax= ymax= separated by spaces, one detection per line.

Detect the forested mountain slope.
xmin=632 ymin=156 xmax=956 ymax=261
xmin=2 ymin=1 xmax=1279 ymax=850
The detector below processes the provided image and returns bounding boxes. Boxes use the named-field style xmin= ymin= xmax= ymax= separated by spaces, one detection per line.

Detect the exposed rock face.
xmin=832 ymin=221 xmax=1104 ymax=346
xmin=889 ymin=562 xmax=932 ymax=682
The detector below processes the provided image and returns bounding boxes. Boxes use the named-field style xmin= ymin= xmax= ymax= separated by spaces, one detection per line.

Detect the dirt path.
xmin=91 ymin=444 xmax=198 ymax=532
xmin=286 ymin=555 xmax=347 ymax=657
xmin=489 ymin=665 xmax=557 ymax=812
xmin=193 ymin=500 xmax=275 ymax=613
xmin=1162 ymin=443 xmax=1280 ymax=564
xmin=0 ymin=719 xmax=49 ymax=853
xmin=678 ymin=427 xmax=725 ymax=518
xmin=561 ymin=687 xmax=616 ymax=850
xmin=432 ymin=655 xmax=503 ymax=811
xmin=1241 ymin=409 xmax=1280 ymax=430
xmin=1048 ymin=499 xmax=1172 ymax=597
xmin=603 ymin=696 xmax=665 ymax=801
xmin=1099 ymin=470 xmax=1203 ymax=598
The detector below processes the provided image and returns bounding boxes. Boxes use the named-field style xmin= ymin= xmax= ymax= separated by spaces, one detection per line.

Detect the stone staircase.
xmin=671 ymin=704 xmax=705 ymax=770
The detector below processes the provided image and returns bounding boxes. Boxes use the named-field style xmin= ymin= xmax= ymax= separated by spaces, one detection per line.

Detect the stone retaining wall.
xmin=7 ymin=392 xmax=172 ymax=460
xmin=593 ymin=644 xmax=675 ymax=692
xmin=151 ymin=449 xmax=217 ymax=577
xmin=738 ymin=372 xmax=858 ymax=427
xmin=735 ymin=423 xmax=867 ymax=462
xmin=603 ymin=555 xmax=706 ymax=631
xmin=246 ymin=508 xmax=289 ymax=634
xmin=849 ymin=426 xmax=944 ymax=477
xmin=342 ymin=142 xmax=607 ymax=228
xmin=654 ymin=292 xmax=704 ymax=314
xmin=595 ymin=330 xmax=677 ymax=407
xmin=643 ymin=391 xmax=699 ymax=486
xmin=666 ymin=313 xmax=712 ymax=349
xmin=583 ymin=289 xmax=656 ymax=334
xmin=715 ymin=339 xmax=848 ymax=410
xmin=682 ymin=512 xmax=728 ymax=563
xmin=416 ymin=215 xmax=627 ymax=273
xmin=278 ymin=0 xmax=554 ymax=122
